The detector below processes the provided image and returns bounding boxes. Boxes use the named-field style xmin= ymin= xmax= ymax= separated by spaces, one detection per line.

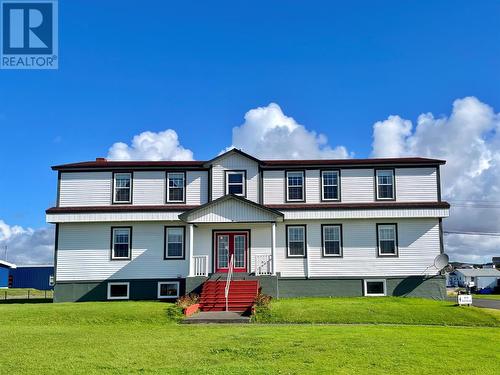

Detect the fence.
xmin=1 ymin=288 xmax=54 ymax=301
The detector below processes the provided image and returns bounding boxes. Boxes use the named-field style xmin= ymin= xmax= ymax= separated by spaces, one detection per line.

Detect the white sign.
xmin=458 ymin=294 xmax=472 ymax=306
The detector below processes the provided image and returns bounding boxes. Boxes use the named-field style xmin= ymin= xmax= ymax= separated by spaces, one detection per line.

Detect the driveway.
xmin=472 ymin=298 xmax=500 ymax=310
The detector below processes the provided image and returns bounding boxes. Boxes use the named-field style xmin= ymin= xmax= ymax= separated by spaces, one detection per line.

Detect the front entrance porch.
xmin=179 ymin=194 xmax=283 ymax=278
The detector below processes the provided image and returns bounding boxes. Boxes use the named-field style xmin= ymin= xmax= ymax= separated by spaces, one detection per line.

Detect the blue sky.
xmin=1 ymin=1 xmax=500 ymax=263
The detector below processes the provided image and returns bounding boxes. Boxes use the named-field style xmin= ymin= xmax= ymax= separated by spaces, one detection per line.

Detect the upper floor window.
xmin=286 ymin=171 xmax=304 ymax=202
xmin=167 ymin=172 xmax=185 ymax=203
xmin=287 ymin=225 xmax=306 ymax=257
xmin=164 ymin=226 xmax=185 ymax=259
xmin=113 ymin=172 xmax=132 ymax=203
xmin=226 ymin=171 xmax=246 ymax=196
xmin=321 ymin=170 xmax=340 ymax=201
xmin=377 ymin=224 xmax=398 ymax=256
xmin=322 ymin=224 xmax=342 ymax=256
xmin=376 ymin=169 xmax=395 ymax=200
xmin=111 ymin=227 xmax=132 ymax=260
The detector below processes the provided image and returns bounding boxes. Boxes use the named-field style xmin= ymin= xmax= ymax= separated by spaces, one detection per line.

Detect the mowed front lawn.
xmin=0 ymin=300 xmax=499 ymax=374
xmin=254 ymin=296 xmax=500 ymax=326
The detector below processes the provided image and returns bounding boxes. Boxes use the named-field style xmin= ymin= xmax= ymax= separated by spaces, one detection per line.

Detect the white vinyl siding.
xmin=295 ymin=218 xmax=441 ymax=278
xmin=211 ymin=153 xmax=259 ymax=202
xmin=186 ymin=171 xmax=208 ymax=205
xmin=262 ymin=170 xmax=285 ymax=204
xmin=57 ymin=222 xmax=190 ymax=281
xmin=305 ymin=170 xmax=321 ymax=203
xmin=395 ymin=168 xmax=438 ymax=202
xmin=59 ymin=172 xmax=112 ymax=207
xmin=133 ymin=171 xmax=165 ymax=205
xmin=182 ymin=198 xmax=278 ymax=223
xmin=341 ymin=169 xmax=374 ymax=203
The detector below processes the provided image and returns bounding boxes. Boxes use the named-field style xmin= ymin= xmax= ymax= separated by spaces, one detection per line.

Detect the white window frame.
xmin=287 ymin=225 xmax=306 ymax=257
xmin=111 ymin=227 xmax=132 ymax=260
xmin=225 ymin=171 xmax=245 ymax=196
xmin=157 ymin=281 xmax=180 ymax=299
xmin=107 ymin=282 xmax=130 ymax=300
xmin=167 ymin=172 xmax=185 ymax=203
xmin=113 ymin=172 xmax=132 ymax=203
xmin=322 ymin=224 xmax=342 ymax=257
xmin=321 ymin=170 xmax=340 ymax=201
xmin=286 ymin=171 xmax=305 ymax=202
xmin=364 ymin=279 xmax=387 ymax=297
xmin=375 ymin=169 xmax=395 ymax=200
xmin=165 ymin=227 xmax=185 ymax=259
xmin=377 ymin=224 xmax=398 ymax=257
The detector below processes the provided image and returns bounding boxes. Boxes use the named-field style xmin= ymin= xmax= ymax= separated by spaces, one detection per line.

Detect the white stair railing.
xmin=193 ymin=255 xmax=208 ymax=277
xmin=225 ymin=254 xmax=234 ymax=312
xmin=255 ymin=255 xmax=272 ymax=275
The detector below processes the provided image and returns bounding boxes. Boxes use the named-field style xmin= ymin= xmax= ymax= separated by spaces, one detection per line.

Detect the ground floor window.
xmin=364 ymin=279 xmax=387 ymax=296
xmin=157 ymin=281 xmax=180 ymax=299
xmin=107 ymin=282 xmax=130 ymax=300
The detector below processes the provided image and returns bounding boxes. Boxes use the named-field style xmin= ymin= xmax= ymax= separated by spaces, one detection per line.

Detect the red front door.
xmin=215 ymin=232 xmax=248 ymax=273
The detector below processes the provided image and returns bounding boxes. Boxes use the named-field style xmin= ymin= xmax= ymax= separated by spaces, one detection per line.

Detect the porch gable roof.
xmin=178 ymin=194 xmax=284 ymax=223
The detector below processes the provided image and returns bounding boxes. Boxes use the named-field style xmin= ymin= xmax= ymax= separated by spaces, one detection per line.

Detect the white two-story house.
xmin=46 ymin=149 xmax=450 ymax=302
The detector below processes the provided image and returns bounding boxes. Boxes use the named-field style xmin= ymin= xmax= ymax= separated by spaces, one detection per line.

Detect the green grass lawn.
xmin=254 ymin=297 xmax=500 ymax=326
xmin=0 ymin=300 xmax=499 ymax=374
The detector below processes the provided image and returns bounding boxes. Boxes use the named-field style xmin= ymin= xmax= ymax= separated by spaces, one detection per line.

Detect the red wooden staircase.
xmin=199 ymin=280 xmax=259 ymax=312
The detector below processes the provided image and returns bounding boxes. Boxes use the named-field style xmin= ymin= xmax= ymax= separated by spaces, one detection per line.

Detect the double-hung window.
xmin=287 ymin=225 xmax=306 ymax=257
xmin=377 ymin=224 xmax=398 ymax=256
xmin=167 ymin=172 xmax=185 ymax=203
xmin=321 ymin=170 xmax=340 ymax=201
xmin=376 ymin=169 xmax=395 ymax=200
xmin=113 ymin=173 xmax=132 ymax=203
xmin=286 ymin=171 xmax=304 ymax=201
xmin=322 ymin=224 xmax=342 ymax=256
xmin=226 ymin=171 xmax=245 ymax=196
xmin=111 ymin=227 xmax=132 ymax=259
xmin=165 ymin=227 xmax=185 ymax=259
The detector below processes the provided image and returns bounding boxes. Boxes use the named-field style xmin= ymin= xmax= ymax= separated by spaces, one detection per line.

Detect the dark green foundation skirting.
xmin=54 ymin=279 xmax=185 ymax=303
xmin=55 ymin=275 xmax=445 ymax=302
xmin=257 ymin=275 xmax=446 ymax=300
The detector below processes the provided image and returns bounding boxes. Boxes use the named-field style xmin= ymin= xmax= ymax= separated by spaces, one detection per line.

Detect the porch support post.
xmin=271 ymin=222 xmax=276 ymax=275
xmin=188 ymin=223 xmax=194 ymax=277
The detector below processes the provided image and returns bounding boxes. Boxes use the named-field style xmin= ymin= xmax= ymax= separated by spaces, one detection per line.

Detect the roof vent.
xmin=95 ymin=157 xmax=107 ymax=162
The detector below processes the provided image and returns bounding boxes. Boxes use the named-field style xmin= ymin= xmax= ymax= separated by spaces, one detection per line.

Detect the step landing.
xmin=182 ymin=311 xmax=251 ymax=324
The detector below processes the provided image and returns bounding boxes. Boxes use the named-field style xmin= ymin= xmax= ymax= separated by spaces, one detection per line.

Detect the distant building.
xmin=9 ymin=265 xmax=54 ymax=290
xmin=492 ymin=257 xmax=500 ymax=268
xmin=446 ymin=271 xmax=459 ymax=287
xmin=0 ymin=260 xmax=16 ymax=288
xmin=455 ymin=268 xmax=500 ymax=290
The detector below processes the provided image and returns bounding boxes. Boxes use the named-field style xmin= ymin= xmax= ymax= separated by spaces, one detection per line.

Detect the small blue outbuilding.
xmin=10 ymin=265 xmax=54 ymax=290
xmin=0 ymin=260 xmax=17 ymax=288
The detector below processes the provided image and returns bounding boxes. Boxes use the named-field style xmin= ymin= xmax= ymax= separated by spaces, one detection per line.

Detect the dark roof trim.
xmin=46 ymin=205 xmax=197 ymax=214
xmin=178 ymin=194 xmax=284 ymax=221
xmin=261 ymin=157 xmax=445 ymax=168
xmin=266 ymin=201 xmax=450 ymax=210
xmin=52 ymin=160 xmax=206 ymax=171
xmin=203 ymin=148 xmax=262 ymax=167
xmin=53 ymin=154 xmax=445 ymax=171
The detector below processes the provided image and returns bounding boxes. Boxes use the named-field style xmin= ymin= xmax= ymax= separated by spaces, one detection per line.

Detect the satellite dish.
xmin=434 ymin=253 xmax=449 ymax=270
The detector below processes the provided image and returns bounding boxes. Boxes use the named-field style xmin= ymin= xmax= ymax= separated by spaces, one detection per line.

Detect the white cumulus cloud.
xmin=229 ymin=103 xmax=351 ymax=159
xmin=107 ymin=129 xmax=194 ymax=161
xmin=371 ymin=96 xmax=500 ymax=263
xmin=0 ymin=220 xmax=54 ymax=265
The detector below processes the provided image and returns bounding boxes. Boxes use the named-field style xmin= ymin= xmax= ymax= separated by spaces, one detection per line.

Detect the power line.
xmin=444 ymin=230 xmax=500 ymax=237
